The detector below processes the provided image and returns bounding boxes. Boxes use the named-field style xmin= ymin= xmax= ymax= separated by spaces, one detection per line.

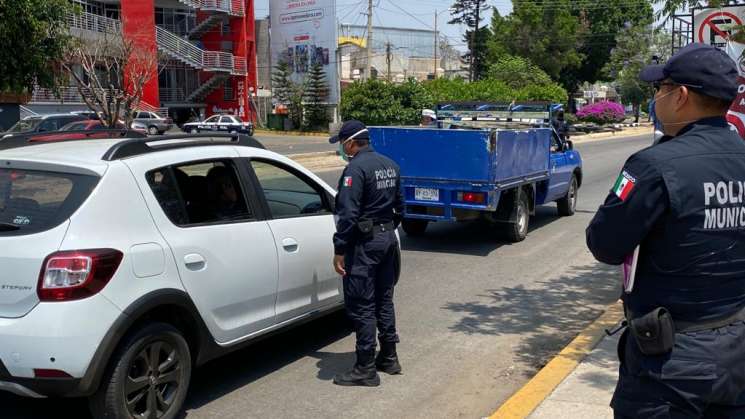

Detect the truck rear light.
xmin=457 ymin=192 xmax=486 ymax=204
xmin=34 ymin=369 xmax=72 ymax=378
xmin=37 ymin=249 xmax=123 ymax=302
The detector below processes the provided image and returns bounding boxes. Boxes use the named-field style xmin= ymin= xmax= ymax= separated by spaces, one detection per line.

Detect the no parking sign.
xmin=694 ymin=7 xmax=745 ymax=137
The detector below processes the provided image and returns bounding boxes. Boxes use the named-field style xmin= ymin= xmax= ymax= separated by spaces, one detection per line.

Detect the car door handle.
xmin=282 ymin=238 xmax=299 ymax=253
xmin=183 ymin=253 xmax=206 ymax=271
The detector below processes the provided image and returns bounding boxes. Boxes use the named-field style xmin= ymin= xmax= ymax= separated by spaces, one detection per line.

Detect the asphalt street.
xmin=3 ymin=133 xmax=653 ymax=419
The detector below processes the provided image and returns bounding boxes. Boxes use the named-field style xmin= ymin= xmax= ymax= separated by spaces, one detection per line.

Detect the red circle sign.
xmin=698 ymin=11 xmax=743 ymax=44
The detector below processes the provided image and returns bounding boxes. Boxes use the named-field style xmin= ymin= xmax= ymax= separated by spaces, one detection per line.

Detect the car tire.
xmin=503 ymin=190 xmax=529 ymax=243
xmin=148 ymin=126 xmax=159 ymax=136
xmin=401 ymin=219 xmax=428 ymax=236
xmin=190 ymin=128 xmax=199 ymax=134
xmin=557 ymin=176 xmax=578 ymax=217
xmin=247 ymin=127 xmax=254 ymax=137
xmin=89 ymin=322 xmax=192 ymax=419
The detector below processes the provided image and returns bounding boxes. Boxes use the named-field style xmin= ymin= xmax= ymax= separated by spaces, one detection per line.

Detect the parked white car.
xmin=0 ymin=133 xmax=353 ymax=418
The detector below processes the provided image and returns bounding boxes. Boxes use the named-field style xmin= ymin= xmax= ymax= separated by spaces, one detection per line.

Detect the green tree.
xmin=490 ymin=0 xmax=585 ymax=86
xmin=0 ymin=0 xmax=73 ymax=99
xmin=449 ymin=0 xmax=489 ymax=81
xmin=271 ymin=61 xmax=304 ymax=129
xmin=341 ymin=80 xmax=407 ymax=126
xmin=563 ymin=0 xmax=653 ymax=106
xmin=487 ymin=55 xmax=554 ymax=89
xmin=303 ymin=62 xmax=329 ymax=131
xmin=605 ymin=25 xmax=672 ymax=122
xmin=271 ymin=61 xmax=293 ymax=106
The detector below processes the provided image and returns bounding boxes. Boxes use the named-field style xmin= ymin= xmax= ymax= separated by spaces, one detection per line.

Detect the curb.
xmin=489 ymin=300 xmax=624 ymax=419
xmin=287 ymin=151 xmax=338 ymax=159
xmin=255 ymin=129 xmax=329 ymax=138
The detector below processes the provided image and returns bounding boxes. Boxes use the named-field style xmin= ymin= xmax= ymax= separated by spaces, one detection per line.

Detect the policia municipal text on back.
xmin=587 ymin=43 xmax=745 ymax=417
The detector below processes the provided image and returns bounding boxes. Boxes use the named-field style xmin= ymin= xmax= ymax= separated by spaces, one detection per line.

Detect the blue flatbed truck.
xmin=369 ymin=102 xmax=582 ymax=242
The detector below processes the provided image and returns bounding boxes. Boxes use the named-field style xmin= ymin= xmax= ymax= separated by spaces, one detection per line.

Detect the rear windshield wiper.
xmin=0 ymin=223 xmax=21 ymax=231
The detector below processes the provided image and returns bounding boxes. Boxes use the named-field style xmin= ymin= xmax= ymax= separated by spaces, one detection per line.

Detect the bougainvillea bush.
xmin=576 ymin=101 xmax=626 ymax=125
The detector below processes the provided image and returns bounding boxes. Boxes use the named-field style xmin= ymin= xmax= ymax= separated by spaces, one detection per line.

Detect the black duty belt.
xmin=372 ymin=222 xmax=395 ymax=234
xmin=626 ymin=305 xmax=745 ymax=334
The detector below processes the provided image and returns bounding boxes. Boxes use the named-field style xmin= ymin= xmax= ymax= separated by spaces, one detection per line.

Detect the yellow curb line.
xmin=490 ymin=300 xmax=624 ymax=419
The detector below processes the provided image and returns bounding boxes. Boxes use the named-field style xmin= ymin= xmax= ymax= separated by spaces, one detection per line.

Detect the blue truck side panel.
xmin=492 ymin=129 xmax=550 ymax=186
xmin=368 ymin=127 xmax=552 ymax=185
xmin=369 ymin=126 xmax=573 ymax=223
xmin=369 ymin=128 xmax=493 ymax=182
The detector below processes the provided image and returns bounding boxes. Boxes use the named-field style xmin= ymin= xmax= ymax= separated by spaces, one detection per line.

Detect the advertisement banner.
xmin=270 ymin=0 xmax=339 ymax=104
xmin=694 ymin=7 xmax=745 ymax=137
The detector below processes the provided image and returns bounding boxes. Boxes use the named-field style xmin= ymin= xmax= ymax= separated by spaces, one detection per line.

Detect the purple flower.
xmin=577 ymin=101 xmax=625 ymax=124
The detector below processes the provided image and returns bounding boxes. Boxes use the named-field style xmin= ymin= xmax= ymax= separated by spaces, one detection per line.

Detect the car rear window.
xmin=0 ymin=168 xmax=98 ymax=236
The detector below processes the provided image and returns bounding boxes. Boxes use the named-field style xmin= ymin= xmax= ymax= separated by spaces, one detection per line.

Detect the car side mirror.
xmin=565 ymin=140 xmax=574 ymax=151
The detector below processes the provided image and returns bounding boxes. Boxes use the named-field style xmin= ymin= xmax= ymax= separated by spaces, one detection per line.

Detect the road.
xmin=256 ymin=132 xmax=336 ymax=155
xmin=3 ymin=133 xmax=652 ymax=419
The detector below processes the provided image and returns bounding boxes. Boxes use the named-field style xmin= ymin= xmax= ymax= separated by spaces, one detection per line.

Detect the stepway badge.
xmin=613 ymin=171 xmax=636 ymax=201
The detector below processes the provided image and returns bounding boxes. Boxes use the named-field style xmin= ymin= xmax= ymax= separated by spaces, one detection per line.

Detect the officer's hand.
xmin=333 ymin=255 xmax=346 ymax=276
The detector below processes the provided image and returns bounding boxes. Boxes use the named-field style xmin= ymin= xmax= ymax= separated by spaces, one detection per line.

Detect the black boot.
xmin=375 ymin=342 xmax=402 ymax=375
xmin=333 ymin=351 xmax=380 ymax=387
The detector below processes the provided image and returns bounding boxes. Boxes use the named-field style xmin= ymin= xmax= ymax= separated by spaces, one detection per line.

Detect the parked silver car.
xmin=132 ymin=111 xmax=173 ymax=135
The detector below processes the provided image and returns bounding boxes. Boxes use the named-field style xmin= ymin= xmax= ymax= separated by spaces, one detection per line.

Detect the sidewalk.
xmin=528 ymin=331 xmax=620 ymax=418
xmin=491 ymin=302 xmax=624 ymax=419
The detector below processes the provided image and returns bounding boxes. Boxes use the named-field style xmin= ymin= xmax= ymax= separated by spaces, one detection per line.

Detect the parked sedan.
xmin=2 ymin=114 xmax=88 ymax=139
xmin=182 ymin=114 xmax=255 ymax=136
xmin=132 ymin=111 xmax=173 ymax=135
xmin=59 ymin=120 xmax=126 ymax=131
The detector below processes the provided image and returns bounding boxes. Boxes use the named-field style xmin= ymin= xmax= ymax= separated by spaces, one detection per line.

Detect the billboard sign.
xmin=270 ymin=0 xmax=339 ymax=104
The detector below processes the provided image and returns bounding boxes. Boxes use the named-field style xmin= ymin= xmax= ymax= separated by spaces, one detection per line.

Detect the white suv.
xmin=0 ymin=133 xmax=348 ymax=418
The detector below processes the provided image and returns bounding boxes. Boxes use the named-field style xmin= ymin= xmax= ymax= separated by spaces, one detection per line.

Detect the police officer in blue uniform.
xmin=587 ymin=43 xmax=745 ymax=417
xmin=330 ymin=120 xmax=404 ymax=387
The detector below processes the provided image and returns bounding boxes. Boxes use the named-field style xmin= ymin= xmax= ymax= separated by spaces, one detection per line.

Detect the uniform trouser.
xmin=343 ymin=230 xmax=400 ymax=355
xmin=612 ymin=321 xmax=745 ymax=418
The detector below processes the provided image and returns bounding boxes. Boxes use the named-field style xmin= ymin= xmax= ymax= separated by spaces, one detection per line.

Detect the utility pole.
xmin=366 ymin=0 xmax=373 ymax=80
xmin=434 ymin=10 xmax=438 ymax=79
xmin=386 ymin=42 xmax=392 ymax=82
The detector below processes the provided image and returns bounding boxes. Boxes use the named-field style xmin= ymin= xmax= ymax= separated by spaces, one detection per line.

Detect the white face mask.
xmin=338 ymin=129 xmax=369 ymax=161
xmin=654 ymin=87 xmax=703 ymax=132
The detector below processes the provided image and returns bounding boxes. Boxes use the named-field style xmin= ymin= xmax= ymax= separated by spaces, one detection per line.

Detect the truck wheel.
xmin=557 ymin=176 xmax=578 ymax=216
xmin=402 ymin=219 xmax=428 ymax=236
xmin=504 ymin=191 xmax=529 ymax=242
xmin=89 ymin=323 xmax=192 ymax=419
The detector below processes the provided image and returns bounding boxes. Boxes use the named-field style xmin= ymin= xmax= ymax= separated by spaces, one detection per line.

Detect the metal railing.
xmin=31 ymin=87 xmax=86 ymax=103
xmin=155 ymin=26 xmax=203 ymax=68
xmin=160 ymin=88 xmax=186 ymax=103
xmin=31 ymin=87 xmax=168 ymax=117
xmin=233 ymin=57 xmax=247 ymax=76
xmin=68 ymin=11 xmax=121 ymax=34
xmin=176 ymin=0 xmax=244 ymax=16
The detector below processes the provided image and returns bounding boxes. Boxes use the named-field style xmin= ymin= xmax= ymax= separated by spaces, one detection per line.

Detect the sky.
xmin=253 ymin=0 xmax=513 ymax=50
xmin=253 ymin=1 xmax=667 ymax=52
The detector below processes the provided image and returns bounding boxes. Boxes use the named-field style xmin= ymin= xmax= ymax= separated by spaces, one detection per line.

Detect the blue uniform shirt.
xmin=334 ymin=147 xmax=404 ymax=255
xmin=587 ymin=117 xmax=745 ymax=322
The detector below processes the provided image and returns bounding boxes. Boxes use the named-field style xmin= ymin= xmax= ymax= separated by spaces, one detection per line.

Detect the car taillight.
xmin=34 ymin=369 xmax=72 ymax=378
xmin=37 ymin=249 xmax=123 ymax=302
xmin=457 ymin=192 xmax=486 ymax=204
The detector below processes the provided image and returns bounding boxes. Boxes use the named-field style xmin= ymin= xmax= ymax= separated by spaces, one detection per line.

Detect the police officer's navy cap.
xmin=639 ymin=43 xmax=738 ymax=102
xmin=329 ymin=120 xmax=369 ymax=144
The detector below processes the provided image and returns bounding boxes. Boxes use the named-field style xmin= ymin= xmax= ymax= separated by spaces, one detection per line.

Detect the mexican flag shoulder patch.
xmin=613 ymin=170 xmax=636 ymax=201
xmin=343 ymin=176 xmax=353 ymax=187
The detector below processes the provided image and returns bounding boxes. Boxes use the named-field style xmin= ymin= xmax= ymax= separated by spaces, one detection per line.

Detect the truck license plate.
xmin=415 ymin=188 xmax=439 ymax=202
